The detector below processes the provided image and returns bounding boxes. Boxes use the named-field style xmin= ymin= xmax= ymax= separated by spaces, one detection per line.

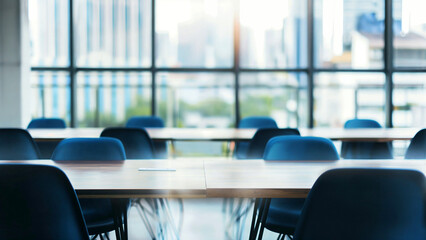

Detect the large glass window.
xmin=393 ymin=73 xmax=426 ymax=127
xmin=156 ymin=73 xmax=235 ymax=127
xmin=30 ymin=72 xmax=71 ymax=123
xmin=76 ymin=72 xmax=152 ymax=127
xmin=29 ymin=0 xmax=426 ymax=131
xmin=315 ymin=0 xmax=385 ymax=69
xmin=239 ymin=72 xmax=308 ymax=127
xmin=74 ymin=0 xmax=152 ymax=67
xmin=393 ymin=0 xmax=426 ymax=68
xmin=29 ymin=0 xmax=69 ymax=67
xmin=240 ymin=0 xmax=307 ymax=68
xmin=314 ymin=73 xmax=386 ymax=127
xmin=156 ymin=0 xmax=234 ymax=68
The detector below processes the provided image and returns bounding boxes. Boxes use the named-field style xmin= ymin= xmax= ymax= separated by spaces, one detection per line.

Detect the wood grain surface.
xmin=2 ymin=158 xmax=425 ymax=199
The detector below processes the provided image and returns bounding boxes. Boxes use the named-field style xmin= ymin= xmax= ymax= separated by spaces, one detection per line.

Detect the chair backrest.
xmin=100 ymin=127 xmax=155 ymax=159
xmin=27 ymin=118 xmax=66 ymax=159
xmin=126 ymin=116 xmax=165 ymax=128
xmin=236 ymin=116 xmax=278 ymax=159
xmin=405 ymin=129 xmax=426 ymax=159
xmin=341 ymin=119 xmax=393 ymax=159
xmin=0 ymin=164 xmax=89 ymax=240
xmin=238 ymin=116 xmax=278 ymax=129
xmin=294 ymin=168 xmax=426 ymax=240
xmin=264 ymin=136 xmax=340 ymax=160
xmin=27 ymin=118 xmax=67 ymax=129
xmin=0 ymin=128 xmax=40 ymax=160
xmin=343 ymin=119 xmax=381 ymax=128
xmin=52 ymin=138 xmax=126 ymax=161
xmin=125 ymin=116 xmax=167 ymax=158
xmin=245 ymin=128 xmax=300 ymax=159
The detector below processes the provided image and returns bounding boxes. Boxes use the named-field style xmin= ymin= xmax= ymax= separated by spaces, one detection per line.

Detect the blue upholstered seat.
xmin=126 ymin=116 xmax=167 ymax=158
xmin=27 ymin=118 xmax=66 ymax=159
xmin=405 ymin=128 xmax=426 ymax=159
xmin=236 ymin=116 xmax=278 ymax=159
xmin=27 ymin=118 xmax=66 ymax=129
xmin=293 ymin=168 xmax=426 ymax=240
xmin=0 ymin=128 xmax=40 ymax=160
xmin=0 ymin=164 xmax=89 ymax=240
xmin=245 ymin=128 xmax=300 ymax=159
xmin=341 ymin=119 xmax=393 ymax=159
xmin=52 ymin=138 xmax=127 ymax=238
xmin=101 ymin=127 xmax=155 ymax=159
xmin=261 ymin=136 xmax=339 ymax=238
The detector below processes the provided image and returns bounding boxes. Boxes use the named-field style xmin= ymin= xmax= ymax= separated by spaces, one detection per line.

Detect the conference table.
xmin=28 ymin=127 xmax=421 ymax=142
xmin=2 ymin=158 xmax=426 ymax=240
xmin=3 ymin=158 xmax=425 ymax=198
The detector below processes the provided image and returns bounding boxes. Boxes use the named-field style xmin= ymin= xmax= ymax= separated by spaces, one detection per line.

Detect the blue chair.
xmin=0 ymin=128 xmax=40 ymax=159
xmin=0 ymin=164 xmax=89 ymax=240
xmin=52 ymin=138 xmax=127 ymax=239
xmin=341 ymin=119 xmax=393 ymax=159
xmin=27 ymin=118 xmax=67 ymax=128
xmin=245 ymin=128 xmax=300 ymax=159
xmin=126 ymin=116 xmax=167 ymax=158
xmin=405 ymin=129 xmax=426 ymax=159
xmin=261 ymin=136 xmax=340 ymax=239
xmin=100 ymin=127 xmax=182 ymax=238
xmin=293 ymin=168 xmax=426 ymax=240
xmin=27 ymin=118 xmax=66 ymax=159
xmin=236 ymin=116 xmax=278 ymax=159
xmin=101 ymin=128 xmax=155 ymax=159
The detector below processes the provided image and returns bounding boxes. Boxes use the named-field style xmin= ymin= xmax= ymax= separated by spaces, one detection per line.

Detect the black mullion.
xmin=31 ymin=67 xmax=72 ymax=71
xmin=234 ymin=0 xmax=240 ymax=127
xmin=384 ymin=0 xmax=393 ymax=128
xmin=393 ymin=68 xmax=426 ymax=73
xmin=151 ymin=0 xmax=156 ymax=116
xmin=307 ymin=0 xmax=314 ymax=128
xmin=313 ymin=68 xmax=386 ymax=73
xmin=69 ymin=0 xmax=77 ymax=127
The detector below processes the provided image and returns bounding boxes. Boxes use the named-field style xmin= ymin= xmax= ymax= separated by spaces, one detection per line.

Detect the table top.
xmin=1 ymin=158 xmax=425 ymax=199
xmin=204 ymin=159 xmax=426 ymax=198
xmin=28 ymin=127 xmax=421 ymax=142
xmin=0 ymin=159 xmax=206 ymax=198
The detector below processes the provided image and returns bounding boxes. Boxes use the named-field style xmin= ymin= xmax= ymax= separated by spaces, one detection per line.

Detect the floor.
xmin=109 ymin=198 xmax=282 ymax=240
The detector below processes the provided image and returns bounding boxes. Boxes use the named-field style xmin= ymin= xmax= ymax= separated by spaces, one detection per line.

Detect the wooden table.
xmin=28 ymin=127 xmax=421 ymax=142
xmin=204 ymin=159 xmax=426 ymax=198
xmin=2 ymin=158 xmax=426 ymax=198
xmin=0 ymin=160 xmax=206 ymax=198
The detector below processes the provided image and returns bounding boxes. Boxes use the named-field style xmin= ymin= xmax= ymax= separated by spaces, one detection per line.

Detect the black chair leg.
xmin=250 ymin=198 xmax=268 ymax=240
xmin=249 ymin=198 xmax=261 ymax=240
xmin=258 ymin=198 xmax=271 ymax=240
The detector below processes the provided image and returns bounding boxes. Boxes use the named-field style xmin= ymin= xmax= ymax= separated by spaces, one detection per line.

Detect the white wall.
xmin=0 ymin=0 xmax=31 ymax=127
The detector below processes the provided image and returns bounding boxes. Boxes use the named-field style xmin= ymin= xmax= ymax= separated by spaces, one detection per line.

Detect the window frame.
xmin=30 ymin=0 xmax=426 ymax=128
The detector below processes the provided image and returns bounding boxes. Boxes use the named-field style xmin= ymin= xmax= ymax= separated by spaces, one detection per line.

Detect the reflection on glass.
xmin=239 ymin=73 xmax=308 ymax=127
xmin=76 ymin=72 xmax=152 ymax=127
xmin=240 ymin=0 xmax=307 ymax=68
xmin=314 ymin=73 xmax=386 ymax=127
xmin=393 ymin=0 xmax=426 ymax=67
xmin=74 ymin=0 xmax=152 ymax=67
xmin=156 ymin=73 xmax=235 ymax=127
xmin=28 ymin=0 xmax=69 ymax=67
xmin=30 ymin=72 xmax=71 ymax=123
xmin=315 ymin=0 xmax=384 ymax=69
xmin=156 ymin=0 xmax=234 ymax=68
xmin=393 ymin=73 xmax=426 ymax=127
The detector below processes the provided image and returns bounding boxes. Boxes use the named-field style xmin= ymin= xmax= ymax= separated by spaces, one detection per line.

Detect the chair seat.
xmin=80 ymin=198 xmax=117 ymax=235
xmin=265 ymin=198 xmax=305 ymax=235
xmin=86 ymin=217 xmax=116 ymax=236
